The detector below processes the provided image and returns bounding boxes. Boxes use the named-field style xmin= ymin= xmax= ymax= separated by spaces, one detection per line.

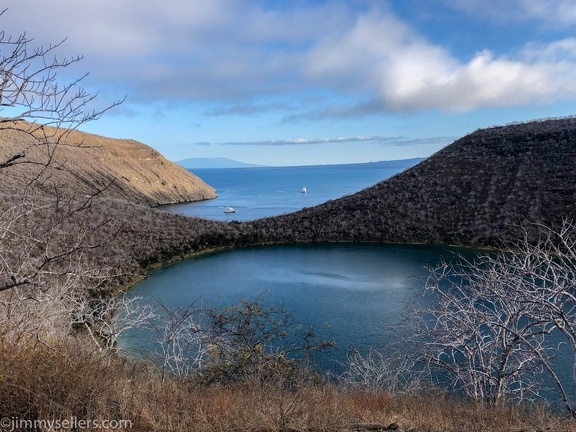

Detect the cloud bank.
xmin=220 ymin=136 xmax=455 ymax=147
xmin=4 ymin=0 xmax=576 ymax=117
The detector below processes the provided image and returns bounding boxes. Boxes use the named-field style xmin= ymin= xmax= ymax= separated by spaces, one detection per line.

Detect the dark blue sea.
xmin=160 ymin=163 xmax=414 ymax=220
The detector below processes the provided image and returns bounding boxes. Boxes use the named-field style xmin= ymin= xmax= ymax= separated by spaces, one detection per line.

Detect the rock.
xmin=348 ymin=423 xmax=387 ymax=431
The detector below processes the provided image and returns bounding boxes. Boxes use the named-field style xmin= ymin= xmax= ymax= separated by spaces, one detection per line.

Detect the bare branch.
xmin=411 ymin=220 xmax=576 ymax=415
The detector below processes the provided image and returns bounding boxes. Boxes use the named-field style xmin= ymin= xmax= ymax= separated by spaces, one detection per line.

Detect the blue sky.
xmin=4 ymin=1 xmax=576 ymax=166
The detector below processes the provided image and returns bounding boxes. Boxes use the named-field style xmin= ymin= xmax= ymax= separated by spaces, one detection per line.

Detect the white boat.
xmin=300 ymin=186 xmax=307 ymax=193
xmin=223 ymin=206 xmax=236 ymax=213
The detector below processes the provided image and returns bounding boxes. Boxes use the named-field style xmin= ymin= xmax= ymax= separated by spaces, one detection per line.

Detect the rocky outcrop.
xmin=0 ymin=122 xmax=216 ymax=206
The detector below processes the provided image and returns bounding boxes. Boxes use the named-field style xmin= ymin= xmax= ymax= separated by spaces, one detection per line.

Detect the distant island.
xmin=177 ymin=157 xmax=264 ymax=169
xmin=177 ymin=156 xmax=425 ymax=170
xmin=310 ymin=158 xmax=425 ymax=169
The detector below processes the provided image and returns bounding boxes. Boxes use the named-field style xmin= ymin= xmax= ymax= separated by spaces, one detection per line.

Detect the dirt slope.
xmin=0 ymin=122 xmax=216 ymax=206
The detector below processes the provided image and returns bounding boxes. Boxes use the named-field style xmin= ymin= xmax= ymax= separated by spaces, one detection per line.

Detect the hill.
xmin=5 ymin=116 xmax=576 ymax=284
xmin=0 ymin=123 xmax=216 ymax=206
xmin=46 ymin=116 xmax=576 ymax=278
xmin=247 ymin=117 xmax=576 ymax=247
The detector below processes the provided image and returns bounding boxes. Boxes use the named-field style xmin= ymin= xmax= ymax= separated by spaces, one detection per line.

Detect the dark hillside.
xmin=11 ymin=117 xmax=575 ymax=289
xmin=247 ymin=117 xmax=576 ymax=247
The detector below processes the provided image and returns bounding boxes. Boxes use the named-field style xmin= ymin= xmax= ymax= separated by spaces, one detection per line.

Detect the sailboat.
xmin=300 ymin=186 xmax=307 ymax=193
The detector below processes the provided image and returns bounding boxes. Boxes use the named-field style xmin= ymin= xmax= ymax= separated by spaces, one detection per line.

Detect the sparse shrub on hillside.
xmin=0 ymin=335 xmax=570 ymax=432
xmin=0 ymin=337 xmax=134 ymax=423
xmin=200 ymin=296 xmax=318 ymax=384
xmin=141 ymin=294 xmax=334 ymax=385
xmin=340 ymin=348 xmax=426 ymax=395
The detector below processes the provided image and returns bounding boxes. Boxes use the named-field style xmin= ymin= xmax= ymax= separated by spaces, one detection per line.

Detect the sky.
xmin=3 ymin=0 xmax=576 ymax=166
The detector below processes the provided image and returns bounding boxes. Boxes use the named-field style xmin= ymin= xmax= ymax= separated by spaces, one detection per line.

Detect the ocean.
xmin=160 ymin=163 xmax=414 ymax=220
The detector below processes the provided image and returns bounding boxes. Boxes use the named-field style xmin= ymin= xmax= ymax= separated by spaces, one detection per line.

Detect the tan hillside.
xmin=0 ymin=122 xmax=216 ymax=206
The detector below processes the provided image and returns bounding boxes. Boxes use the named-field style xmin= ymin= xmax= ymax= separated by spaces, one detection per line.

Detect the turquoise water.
xmin=120 ymin=243 xmax=469 ymax=371
xmin=160 ymin=165 xmax=409 ymax=220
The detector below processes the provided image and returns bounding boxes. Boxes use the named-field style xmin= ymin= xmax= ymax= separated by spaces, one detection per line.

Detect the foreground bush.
xmin=0 ymin=335 xmax=574 ymax=432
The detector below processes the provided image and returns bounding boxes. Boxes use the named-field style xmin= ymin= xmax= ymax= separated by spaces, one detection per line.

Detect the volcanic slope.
xmin=248 ymin=117 xmax=576 ymax=247
xmin=0 ymin=122 xmax=216 ymax=206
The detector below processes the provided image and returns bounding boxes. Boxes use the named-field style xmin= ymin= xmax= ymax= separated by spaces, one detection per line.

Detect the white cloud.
xmin=521 ymin=39 xmax=576 ymax=62
xmin=3 ymin=1 xmax=576 ymax=115
xmin=220 ymin=136 xmax=453 ymax=147
xmin=304 ymin=9 xmax=576 ymax=112
xmin=381 ymin=48 xmax=576 ymax=112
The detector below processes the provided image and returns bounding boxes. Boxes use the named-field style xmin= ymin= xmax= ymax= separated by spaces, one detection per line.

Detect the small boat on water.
xmin=223 ymin=206 xmax=236 ymax=213
xmin=300 ymin=186 xmax=307 ymax=193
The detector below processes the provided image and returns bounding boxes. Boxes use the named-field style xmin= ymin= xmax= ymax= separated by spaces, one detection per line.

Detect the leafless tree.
xmin=201 ymin=295 xmax=333 ymax=384
xmin=339 ymin=348 xmax=426 ymax=394
xmin=70 ymin=291 xmax=157 ymax=354
xmin=0 ymin=251 xmax=110 ymax=343
xmin=0 ymin=190 xmax=115 ymax=293
xmin=150 ymin=300 xmax=208 ymax=381
xmin=0 ymin=8 xmax=123 ymax=170
xmin=412 ymin=220 xmax=576 ymax=415
xmin=498 ymin=221 xmax=576 ymax=415
xmin=0 ymin=8 xmax=124 ymax=346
